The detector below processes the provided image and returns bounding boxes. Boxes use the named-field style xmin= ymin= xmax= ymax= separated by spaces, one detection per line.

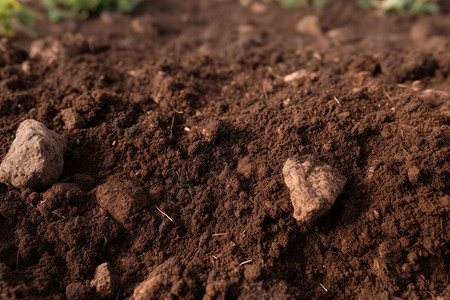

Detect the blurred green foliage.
xmin=262 ymin=0 xmax=439 ymax=12
xmin=0 ymin=0 xmax=138 ymax=36
xmin=359 ymin=0 xmax=439 ymax=14
xmin=0 ymin=0 xmax=34 ymax=37
xmin=269 ymin=0 xmax=327 ymax=8
xmin=44 ymin=0 xmax=138 ymax=21
xmin=0 ymin=0 xmax=442 ymax=37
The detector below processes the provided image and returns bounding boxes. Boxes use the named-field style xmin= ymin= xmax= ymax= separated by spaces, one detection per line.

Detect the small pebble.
xmin=198 ymin=118 xmax=222 ymax=143
xmin=411 ymin=80 xmax=424 ymax=92
xmin=90 ymin=263 xmax=117 ymax=299
xmin=284 ymin=69 xmax=309 ymax=83
xmin=407 ymin=165 xmax=421 ymax=185
xmin=295 ymin=15 xmax=322 ymax=37
xmin=250 ymin=2 xmax=267 ymax=14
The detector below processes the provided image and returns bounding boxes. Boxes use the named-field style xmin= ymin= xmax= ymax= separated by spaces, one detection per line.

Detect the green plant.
xmin=0 ymin=0 xmax=34 ymax=37
xmin=359 ymin=0 xmax=439 ymax=14
xmin=253 ymin=0 xmax=439 ymax=13
xmin=43 ymin=0 xmax=138 ymax=21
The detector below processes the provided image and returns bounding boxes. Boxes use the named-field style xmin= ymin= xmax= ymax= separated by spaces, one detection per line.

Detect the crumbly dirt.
xmin=0 ymin=0 xmax=449 ymax=299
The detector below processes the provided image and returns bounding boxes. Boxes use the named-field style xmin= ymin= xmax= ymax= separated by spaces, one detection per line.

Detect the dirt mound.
xmin=0 ymin=0 xmax=449 ymax=299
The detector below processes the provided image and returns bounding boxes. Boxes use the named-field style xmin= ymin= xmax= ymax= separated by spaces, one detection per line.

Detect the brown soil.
xmin=0 ymin=0 xmax=449 ymax=299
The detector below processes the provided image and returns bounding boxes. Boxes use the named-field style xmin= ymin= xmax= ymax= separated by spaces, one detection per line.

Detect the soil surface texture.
xmin=0 ymin=0 xmax=449 ymax=299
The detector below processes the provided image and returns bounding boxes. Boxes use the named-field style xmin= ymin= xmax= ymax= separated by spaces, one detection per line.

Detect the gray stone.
xmin=282 ymin=156 xmax=346 ymax=223
xmin=0 ymin=119 xmax=66 ymax=189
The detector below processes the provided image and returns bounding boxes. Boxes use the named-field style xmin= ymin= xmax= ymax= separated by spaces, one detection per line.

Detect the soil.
xmin=0 ymin=0 xmax=449 ymax=299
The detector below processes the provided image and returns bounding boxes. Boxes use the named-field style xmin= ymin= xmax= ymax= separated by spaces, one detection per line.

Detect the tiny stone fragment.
xmin=90 ymin=263 xmax=117 ymax=299
xmin=0 ymin=119 xmax=67 ymax=189
xmin=284 ymin=69 xmax=309 ymax=83
xmin=282 ymin=155 xmax=346 ymax=223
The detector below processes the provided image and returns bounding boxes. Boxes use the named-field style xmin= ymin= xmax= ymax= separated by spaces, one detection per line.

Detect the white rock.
xmin=90 ymin=263 xmax=117 ymax=299
xmin=0 ymin=119 xmax=66 ymax=189
xmin=282 ymin=156 xmax=346 ymax=223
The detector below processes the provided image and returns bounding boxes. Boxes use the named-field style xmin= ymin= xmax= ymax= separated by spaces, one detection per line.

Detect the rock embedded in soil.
xmin=65 ymin=282 xmax=88 ymax=300
xmin=95 ymin=177 xmax=148 ymax=228
xmin=90 ymin=263 xmax=117 ymax=299
xmin=0 ymin=119 xmax=67 ymax=189
xmin=282 ymin=156 xmax=346 ymax=223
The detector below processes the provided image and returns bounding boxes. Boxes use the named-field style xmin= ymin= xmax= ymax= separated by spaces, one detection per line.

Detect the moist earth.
xmin=0 ymin=0 xmax=449 ymax=299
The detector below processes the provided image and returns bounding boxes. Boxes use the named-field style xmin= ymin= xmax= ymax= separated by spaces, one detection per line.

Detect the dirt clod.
xmin=244 ymin=264 xmax=262 ymax=282
xmin=0 ymin=119 xmax=67 ymax=189
xmin=90 ymin=263 xmax=117 ymax=299
xmin=61 ymin=108 xmax=86 ymax=130
xmin=197 ymin=118 xmax=222 ymax=143
xmin=95 ymin=177 xmax=148 ymax=228
xmin=282 ymin=156 xmax=346 ymax=223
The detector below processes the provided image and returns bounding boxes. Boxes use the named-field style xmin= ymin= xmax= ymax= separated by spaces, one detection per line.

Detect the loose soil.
xmin=0 ymin=0 xmax=449 ymax=299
